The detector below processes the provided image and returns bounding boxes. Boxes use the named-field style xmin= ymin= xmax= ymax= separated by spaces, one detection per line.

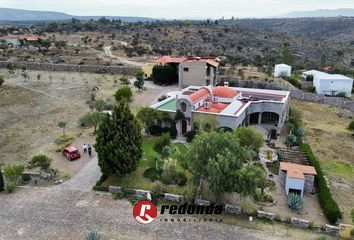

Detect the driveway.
xmin=103 ymin=46 xmax=144 ymax=67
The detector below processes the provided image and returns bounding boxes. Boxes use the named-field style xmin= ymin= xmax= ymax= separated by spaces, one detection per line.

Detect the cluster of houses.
xmin=148 ymin=56 xmax=351 ymax=199
xmin=274 ymin=63 xmax=353 ymax=97
xmin=0 ymin=34 xmax=39 ymax=48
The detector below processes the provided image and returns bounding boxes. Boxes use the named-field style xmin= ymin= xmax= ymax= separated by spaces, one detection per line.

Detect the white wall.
xmin=314 ymin=78 xmax=353 ymax=97
xmin=274 ymin=65 xmax=291 ymax=77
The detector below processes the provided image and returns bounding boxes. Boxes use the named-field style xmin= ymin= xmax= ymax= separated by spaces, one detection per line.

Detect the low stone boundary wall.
xmin=325 ymin=224 xmax=339 ymax=236
xmin=164 ymin=193 xmax=182 ymax=202
xmin=257 ymin=210 xmax=275 ymax=221
xmin=0 ymin=61 xmax=138 ymax=75
xmin=219 ymin=77 xmax=297 ymax=91
xmin=107 ymin=185 xmax=345 ymax=238
xmin=291 ymin=217 xmax=309 ymax=229
xmin=224 ymin=204 xmax=241 ymax=215
xmin=290 ymin=91 xmax=354 ymax=112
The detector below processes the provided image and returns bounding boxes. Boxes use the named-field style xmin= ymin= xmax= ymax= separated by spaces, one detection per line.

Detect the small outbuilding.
xmin=274 ymin=64 xmax=292 ymax=77
xmin=279 ymin=162 xmax=317 ymax=198
xmin=302 ymin=70 xmax=353 ymax=97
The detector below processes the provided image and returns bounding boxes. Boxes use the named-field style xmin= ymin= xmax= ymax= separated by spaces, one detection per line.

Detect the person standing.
xmin=83 ymin=144 xmax=87 ymax=154
xmin=88 ymin=144 xmax=92 ymax=158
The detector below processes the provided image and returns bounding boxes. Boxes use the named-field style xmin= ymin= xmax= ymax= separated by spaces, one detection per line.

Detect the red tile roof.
xmin=157 ymin=56 xmax=219 ymax=67
xmin=280 ymin=162 xmax=317 ymax=180
xmin=212 ymin=86 xmax=238 ymax=99
xmin=197 ymin=102 xmax=229 ymax=113
xmin=189 ymin=88 xmax=210 ymax=103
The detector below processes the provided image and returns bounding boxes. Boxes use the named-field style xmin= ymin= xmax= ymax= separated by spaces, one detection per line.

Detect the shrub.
xmin=348 ymin=121 xmax=354 ymax=131
xmin=186 ymin=130 xmax=197 ymax=143
xmin=152 ymin=65 xmax=178 ymax=85
xmin=335 ymin=92 xmax=347 ymax=98
xmin=300 ymin=143 xmax=342 ymax=224
xmin=143 ymin=167 xmax=163 ymax=182
xmin=30 ymin=154 xmax=52 ymax=170
xmin=308 ymin=220 xmax=315 ymax=230
xmin=175 ymin=172 xmax=187 ymax=186
xmin=287 ymin=76 xmax=302 ymax=89
xmin=3 ymin=164 xmax=24 ymax=184
xmin=55 ymin=135 xmax=74 ymax=145
xmin=287 ymin=193 xmax=304 ymax=213
xmin=5 ymin=182 xmax=16 ymax=193
xmin=161 ymin=158 xmax=177 ymax=185
xmin=153 ymin=133 xmax=171 ymax=154
xmin=92 ymin=185 xmax=109 ymax=192
xmin=114 ymin=86 xmax=132 ymax=102
xmin=351 ymin=208 xmax=354 ymax=224
xmin=151 ymin=181 xmax=165 ymax=196
xmin=182 ymin=185 xmax=197 ymax=204
xmin=0 ymin=76 xmax=4 ymax=86
xmin=274 ymin=214 xmax=281 ymax=222
xmin=85 ymin=231 xmax=101 ymax=240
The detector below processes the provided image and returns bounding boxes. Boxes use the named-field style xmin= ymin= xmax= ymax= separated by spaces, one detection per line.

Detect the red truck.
xmin=62 ymin=146 xmax=81 ymax=160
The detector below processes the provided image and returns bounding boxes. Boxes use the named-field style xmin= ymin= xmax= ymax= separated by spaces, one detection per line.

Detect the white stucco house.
xmin=302 ymin=70 xmax=353 ymax=97
xmin=279 ymin=162 xmax=317 ymax=198
xmin=274 ymin=64 xmax=292 ymax=77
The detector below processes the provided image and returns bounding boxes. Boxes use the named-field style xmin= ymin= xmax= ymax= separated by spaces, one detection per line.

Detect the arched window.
xmin=180 ymin=102 xmax=187 ymax=112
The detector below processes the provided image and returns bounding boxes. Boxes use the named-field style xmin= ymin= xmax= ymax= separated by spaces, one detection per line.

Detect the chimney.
xmin=224 ymin=81 xmax=229 ymax=87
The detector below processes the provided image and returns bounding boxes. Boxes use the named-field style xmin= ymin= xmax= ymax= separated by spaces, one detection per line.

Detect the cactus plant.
xmin=287 ymin=192 xmax=304 ymax=213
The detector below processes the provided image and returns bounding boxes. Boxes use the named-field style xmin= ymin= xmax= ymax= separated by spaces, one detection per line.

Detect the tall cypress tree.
xmin=0 ymin=165 xmax=4 ymax=192
xmin=95 ymin=102 xmax=142 ymax=177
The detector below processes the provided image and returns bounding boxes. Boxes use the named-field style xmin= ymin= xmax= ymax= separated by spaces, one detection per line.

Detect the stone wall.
xmin=290 ymin=91 xmax=354 ymax=112
xmin=224 ymin=204 xmax=242 ymax=215
xmin=325 ymin=224 xmax=339 ymax=236
xmin=0 ymin=61 xmax=138 ymax=75
xmin=219 ymin=77 xmax=297 ymax=91
xmin=257 ymin=210 xmax=275 ymax=221
xmin=291 ymin=217 xmax=309 ymax=228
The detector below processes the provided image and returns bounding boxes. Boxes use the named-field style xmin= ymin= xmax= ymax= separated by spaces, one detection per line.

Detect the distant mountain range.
xmin=275 ymin=8 xmax=354 ymax=18
xmin=0 ymin=8 xmax=156 ymax=22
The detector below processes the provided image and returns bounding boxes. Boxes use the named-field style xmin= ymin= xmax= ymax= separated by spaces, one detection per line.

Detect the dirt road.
xmin=103 ymin=46 xmax=144 ymax=67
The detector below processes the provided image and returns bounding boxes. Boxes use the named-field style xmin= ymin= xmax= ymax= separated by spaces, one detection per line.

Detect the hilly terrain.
xmin=0 ymin=8 xmax=155 ymax=22
xmin=275 ymin=8 xmax=354 ymax=18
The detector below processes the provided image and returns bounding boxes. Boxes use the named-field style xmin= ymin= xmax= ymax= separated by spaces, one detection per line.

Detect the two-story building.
xmin=157 ymin=56 xmax=220 ymax=88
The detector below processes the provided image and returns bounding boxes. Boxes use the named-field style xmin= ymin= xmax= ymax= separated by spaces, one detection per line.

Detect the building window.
xmin=180 ymin=102 xmax=187 ymax=112
xmin=183 ymin=67 xmax=189 ymax=72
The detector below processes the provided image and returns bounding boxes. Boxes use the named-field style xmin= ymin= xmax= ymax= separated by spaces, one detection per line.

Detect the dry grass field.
xmin=293 ymin=99 xmax=354 ymax=223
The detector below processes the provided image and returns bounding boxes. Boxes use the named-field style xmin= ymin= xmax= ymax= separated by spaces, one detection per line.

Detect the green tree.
xmin=289 ymin=107 xmax=303 ymax=128
xmin=351 ymin=208 xmax=354 ymax=224
xmin=285 ymin=134 xmax=297 ymax=148
xmin=114 ymin=86 xmax=132 ymax=102
xmin=133 ymin=70 xmax=145 ymax=91
xmin=0 ymin=165 xmax=4 ymax=192
xmin=0 ymin=75 xmax=4 ymax=86
xmin=234 ymin=127 xmax=264 ymax=152
xmin=95 ymin=102 xmax=142 ymax=177
xmin=94 ymin=100 xmax=106 ymax=112
xmin=348 ymin=120 xmax=354 ymax=131
xmin=21 ymin=66 xmax=29 ymax=82
xmin=3 ymin=164 xmax=24 ymax=192
xmin=234 ymin=165 xmax=265 ymax=201
xmin=79 ymin=112 xmax=101 ymax=133
xmin=58 ymin=121 xmax=67 ymax=137
xmin=136 ymin=107 xmax=162 ymax=134
xmin=119 ymin=76 xmax=129 ymax=85
xmin=188 ymin=132 xmax=250 ymax=198
xmin=280 ymin=42 xmax=294 ymax=65
xmin=153 ymin=133 xmax=171 ymax=154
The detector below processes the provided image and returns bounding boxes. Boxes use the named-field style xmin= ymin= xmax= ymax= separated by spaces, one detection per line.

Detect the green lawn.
xmin=101 ymin=137 xmax=191 ymax=195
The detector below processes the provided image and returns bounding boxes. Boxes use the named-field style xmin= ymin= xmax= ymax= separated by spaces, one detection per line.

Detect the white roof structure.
xmin=275 ymin=63 xmax=291 ymax=68
xmin=302 ymin=70 xmax=352 ymax=80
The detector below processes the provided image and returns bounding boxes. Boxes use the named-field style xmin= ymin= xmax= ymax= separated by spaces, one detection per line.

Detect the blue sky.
xmin=0 ymin=0 xmax=353 ymax=18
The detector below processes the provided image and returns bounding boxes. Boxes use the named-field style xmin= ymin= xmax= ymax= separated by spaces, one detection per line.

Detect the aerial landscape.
xmin=0 ymin=0 xmax=354 ymax=239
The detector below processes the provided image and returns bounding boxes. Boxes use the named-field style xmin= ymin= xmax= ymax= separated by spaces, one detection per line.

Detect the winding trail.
xmin=103 ymin=46 xmax=144 ymax=67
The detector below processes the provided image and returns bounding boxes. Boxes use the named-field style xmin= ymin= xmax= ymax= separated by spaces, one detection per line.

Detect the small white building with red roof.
xmin=152 ymin=83 xmax=290 ymax=138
